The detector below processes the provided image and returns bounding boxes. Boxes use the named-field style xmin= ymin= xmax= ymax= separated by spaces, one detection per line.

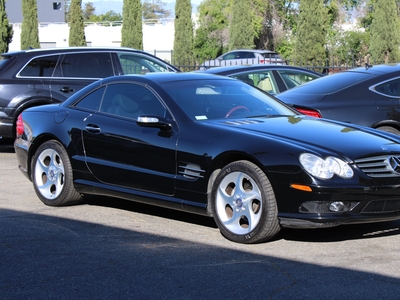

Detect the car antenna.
xmin=365 ymin=63 xmax=372 ymax=70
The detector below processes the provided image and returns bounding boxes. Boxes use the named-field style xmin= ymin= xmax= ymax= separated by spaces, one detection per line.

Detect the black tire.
xmin=376 ymin=126 xmax=400 ymax=135
xmin=31 ymin=140 xmax=82 ymax=206
xmin=211 ymin=160 xmax=280 ymax=244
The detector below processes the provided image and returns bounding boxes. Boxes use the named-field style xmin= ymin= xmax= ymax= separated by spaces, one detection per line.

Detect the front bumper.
xmin=279 ymin=211 xmax=400 ymax=228
xmin=276 ymin=183 xmax=400 ymax=228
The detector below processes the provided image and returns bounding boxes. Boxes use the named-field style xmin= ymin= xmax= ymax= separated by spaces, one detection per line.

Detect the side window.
xmin=100 ymin=83 xmax=166 ymax=119
xmin=277 ymin=70 xmax=321 ymax=89
xmin=234 ymin=71 xmax=277 ymax=94
xmin=19 ymin=55 xmax=59 ymax=77
xmin=374 ymin=79 xmax=400 ymax=97
xmin=242 ymin=52 xmax=255 ymax=59
xmin=222 ymin=52 xmax=237 ymax=60
xmin=117 ymin=53 xmax=169 ymax=74
xmin=74 ymin=87 xmax=106 ymax=111
xmin=231 ymin=73 xmax=255 ymax=86
xmin=56 ymin=53 xmax=114 ymax=78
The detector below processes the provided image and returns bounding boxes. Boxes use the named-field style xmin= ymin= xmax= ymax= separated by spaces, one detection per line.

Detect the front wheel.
xmin=376 ymin=126 xmax=400 ymax=135
xmin=31 ymin=140 xmax=82 ymax=206
xmin=211 ymin=160 xmax=280 ymax=244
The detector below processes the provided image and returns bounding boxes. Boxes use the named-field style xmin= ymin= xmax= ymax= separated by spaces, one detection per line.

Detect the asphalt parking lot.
xmin=1 ymin=140 xmax=400 ymax=299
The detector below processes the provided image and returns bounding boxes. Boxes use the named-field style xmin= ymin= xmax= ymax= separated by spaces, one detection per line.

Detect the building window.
xmin=53 ymin=2 xmax=61 ymax=10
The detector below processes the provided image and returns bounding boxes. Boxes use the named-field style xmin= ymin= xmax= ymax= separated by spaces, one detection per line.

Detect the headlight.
xmin=299 ymin=153 xmax=354 ymax=179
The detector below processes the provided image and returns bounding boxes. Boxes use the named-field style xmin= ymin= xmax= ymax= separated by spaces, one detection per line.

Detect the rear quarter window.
xmin=18 ymin=55 xmax=59 ymax=77
xmin=117 ymin=53 xmax=170 ymax=74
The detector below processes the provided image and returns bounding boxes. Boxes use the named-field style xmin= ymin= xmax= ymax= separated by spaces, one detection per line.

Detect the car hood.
xmin=209 ymin=116 xmax=400 ymax=160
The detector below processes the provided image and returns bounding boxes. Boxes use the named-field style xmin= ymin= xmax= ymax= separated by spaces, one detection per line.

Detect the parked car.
xmin=277 ymin=64 xmax=400 ymax=135
xmin=14 ymin=73 xmax=400 ymax=243
xmin=198 ymin=65 xmax=322 ymax=95
xmin=0 ymin=47 xmax=180 ymax=141
xmin=200 ymin=49 xmax=284 ymax=70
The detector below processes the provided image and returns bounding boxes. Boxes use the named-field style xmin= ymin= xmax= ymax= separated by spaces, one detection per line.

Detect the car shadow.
xmin=82 ymin=195 xmax=219 ymax=229
xmin=81 ymin=195 xmax=400 ymax=244
xmin=1 ymin=207 xmax=400 ymax=299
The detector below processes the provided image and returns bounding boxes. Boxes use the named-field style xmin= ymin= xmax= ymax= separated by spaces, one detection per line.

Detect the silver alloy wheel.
xmin=215 ymin=171 xmax=262 ymax=235
xmin=34 ymin=148 xmax=65 ymax=200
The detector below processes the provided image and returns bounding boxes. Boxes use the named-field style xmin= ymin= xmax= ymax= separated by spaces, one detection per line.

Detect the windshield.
xmin=159 ymin=79 xmax=298 ymax=120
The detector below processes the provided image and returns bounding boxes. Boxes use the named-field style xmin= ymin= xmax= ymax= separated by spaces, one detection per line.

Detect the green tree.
xmin=21 ymin=0 xmax=40 ymax=49
xmin=0 ymin=0 xmax=13 ymax=53
xmin=68 ymin=0 xmax=86 ymax=46
xmin=142 ymin=0 xmax=171 ymax=20
xmin=173 ymin=0 xmax=194 ymax=69
xmin=83 ymin=2 xmax=96 ymax=20
xmin=193 ymin=0 xmax=230 ymax=60
xmin=294 ymin=0 xmax=328 ymax=65
xmin=64 ymin=0 xmax=71 ymax=21
xmin=245 ymin=0 xmax=269 ymax=50
xmin=88 ymin=10 xmax=122 ymax=23
xmin=369 ymin=0 xmax=400 ymax=63
xmin=229 ymin=0 xmax=254 ymax=50
xmin=327 ymin=26 xmax=370 ymax=66
xmin=121 ymin=0 xmax=143 ymax=49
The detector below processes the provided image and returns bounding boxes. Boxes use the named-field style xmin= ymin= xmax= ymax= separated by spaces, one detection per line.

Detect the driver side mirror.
xmin=137 ymin=115 xmax=172 ymax=131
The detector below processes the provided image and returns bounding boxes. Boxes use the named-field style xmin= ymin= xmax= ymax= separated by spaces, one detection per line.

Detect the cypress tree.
xmin=0 ymin=0 xmax=13 ymax=53
xmin=369 ymin=0 xmax=400 ymax=63
xmin=228 ymin=0 xmax=253 ymax=50
xmin=121 ymin=0 xmax=143 ymax=49
xmin=21 ymin=0 xmax=40 ymax=50
xmin=173 ymin=0 xmax=194 ymax=69
xmin=294 ymin=0 xmax=327 ymax=65
xmin=68 ymin=0 xmax=86 ymax=46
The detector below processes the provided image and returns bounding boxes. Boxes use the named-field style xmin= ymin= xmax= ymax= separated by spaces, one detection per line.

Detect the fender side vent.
xmin=179 ymin=163 xmax=205 ymax=180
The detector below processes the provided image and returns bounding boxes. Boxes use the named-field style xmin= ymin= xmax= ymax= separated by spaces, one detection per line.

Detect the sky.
xmin=81 ymin=0 xmax=202 ymax=15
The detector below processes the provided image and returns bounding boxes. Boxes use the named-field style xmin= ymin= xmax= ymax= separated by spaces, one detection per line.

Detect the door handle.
xmin=85 ymin=124 xmax=101 ymax=134
xmin=60 ymin=87 xmax=74 ymax=93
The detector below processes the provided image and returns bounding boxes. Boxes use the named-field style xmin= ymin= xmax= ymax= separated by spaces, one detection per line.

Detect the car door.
xmin=114 ymin=51 xmax=175 ymax=74
xmin=79 ymin=82 xmax=178 ymax=195
xmin=50 ymin=52 xmax=115 ymax=102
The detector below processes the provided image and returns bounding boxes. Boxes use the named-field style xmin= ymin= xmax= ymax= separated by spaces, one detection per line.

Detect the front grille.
xmin=362 ymin=200 xmax=400 ymax=213
xmin=355 ymin=155 xmax=400 ymax=178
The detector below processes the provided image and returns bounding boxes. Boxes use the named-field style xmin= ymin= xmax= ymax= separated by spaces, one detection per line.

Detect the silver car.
xmin=200 ymin=49 xmax=285 ymax=70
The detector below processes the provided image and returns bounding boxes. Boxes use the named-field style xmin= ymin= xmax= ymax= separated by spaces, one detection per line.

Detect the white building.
xmin=9 ymin=21 xmax=176 ymax=62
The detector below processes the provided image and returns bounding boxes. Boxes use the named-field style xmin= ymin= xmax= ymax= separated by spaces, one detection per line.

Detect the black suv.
xmin=0 ymin=47 xmax=180 ymax=140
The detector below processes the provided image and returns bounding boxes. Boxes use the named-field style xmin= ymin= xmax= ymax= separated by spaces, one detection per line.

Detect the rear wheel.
xmin=211 ymin=160 xmax=280 ymax=244
xmin=31 ymin=140 xmax=82 ymax=206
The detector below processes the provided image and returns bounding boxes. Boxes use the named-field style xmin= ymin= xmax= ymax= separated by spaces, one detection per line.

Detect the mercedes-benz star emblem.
xmin=389 ymin=156 xmax=400 ymax=173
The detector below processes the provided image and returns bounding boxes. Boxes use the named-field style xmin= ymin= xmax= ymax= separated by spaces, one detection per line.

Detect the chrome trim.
xmin=355 ymin=154 xmax=400 ymax=177
xmin=369 ymin=75 xmax=400 ymax=99
xmin=179 ymin=163 xmax=205 ymax=180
